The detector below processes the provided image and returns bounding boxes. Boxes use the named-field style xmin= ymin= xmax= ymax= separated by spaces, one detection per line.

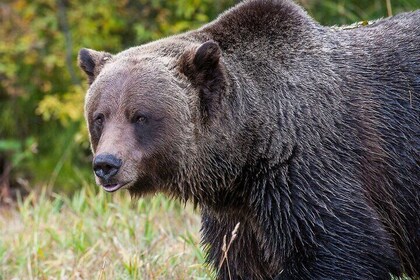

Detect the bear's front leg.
xmin=201 ymin=210 xmax=278 ymax=280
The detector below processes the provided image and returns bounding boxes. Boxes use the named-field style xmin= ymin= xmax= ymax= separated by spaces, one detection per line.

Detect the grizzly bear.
xmin=78 ymin=0 xmax=420 ymax=279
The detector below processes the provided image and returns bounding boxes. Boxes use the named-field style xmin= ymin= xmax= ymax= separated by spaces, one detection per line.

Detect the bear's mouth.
xmin=102 ymin=182 xmax=130 ymax=193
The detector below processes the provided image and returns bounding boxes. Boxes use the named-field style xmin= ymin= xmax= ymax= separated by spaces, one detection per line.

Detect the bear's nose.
xmin=93 ymin=153 xmax=122 ymax=181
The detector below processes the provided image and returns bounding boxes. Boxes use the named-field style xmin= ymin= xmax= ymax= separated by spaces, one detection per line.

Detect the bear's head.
xmin=78 ymin=40 xmax=244 ymax=203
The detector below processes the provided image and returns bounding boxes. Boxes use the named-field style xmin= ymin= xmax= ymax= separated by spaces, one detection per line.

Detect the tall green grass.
xmin=0 ymin=188 xmax=213 ymax=279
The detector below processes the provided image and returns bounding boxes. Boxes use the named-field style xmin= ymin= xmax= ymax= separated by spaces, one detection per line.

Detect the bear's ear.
xmin=78 ymin=48 xmax=113 ymax=85
xmin=180 ymin=40 xmax=226 ymax=121
xmin=192 ymin=40 xmax=221 ymax=71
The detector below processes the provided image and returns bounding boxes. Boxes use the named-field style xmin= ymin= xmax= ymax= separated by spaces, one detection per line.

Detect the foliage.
xmin=0 ymin=188 xmax=212 ymax=279
xmin=0 ymin=138 xmax=36 ymax=168
xmin=298 ymin=0 xmax=419 ymax=25
xmin=0 ymin=0 xmax=419 ymax=191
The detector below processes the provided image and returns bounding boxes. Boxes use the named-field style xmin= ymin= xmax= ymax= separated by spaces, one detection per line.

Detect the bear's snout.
xmin=93 ymin=153 xmax=122 ymax=181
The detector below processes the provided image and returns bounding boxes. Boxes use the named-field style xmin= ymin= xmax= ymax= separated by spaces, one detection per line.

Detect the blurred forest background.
xmin=1 ymin=0 xmax=419 ymax=199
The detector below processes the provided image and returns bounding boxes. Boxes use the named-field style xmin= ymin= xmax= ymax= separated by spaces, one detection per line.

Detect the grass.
xmin=0 ymin=187 xmax=414 ymax=280
xmin=0 ymin=187 xmax=213 ymax=279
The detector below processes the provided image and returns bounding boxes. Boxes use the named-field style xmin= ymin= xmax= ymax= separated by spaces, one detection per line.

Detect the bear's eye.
xmin=135 ymin=115 xmax=147 ymax=124
xmin=94 ymin=113 xmax=105 ymax=127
